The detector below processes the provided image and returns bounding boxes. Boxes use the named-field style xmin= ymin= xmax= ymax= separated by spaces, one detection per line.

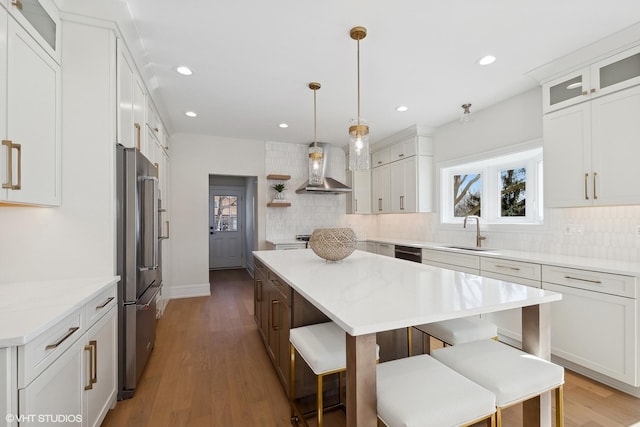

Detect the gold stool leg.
xmin=556 ymin=385 xmax=564 ymax=427
xmin=496 ymin=407 xmax=503 ymax=427
xmin=317 ymin=373 xmax=324 ymax=427
xmin=407 ymin=327 xmax=413 ymax=356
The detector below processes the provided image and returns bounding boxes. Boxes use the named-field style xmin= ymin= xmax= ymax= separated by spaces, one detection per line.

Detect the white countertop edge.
xmin=0 ymin=276 xmax=119 ymax=347
xmin=365 ymin=236 xmax=640 ymax=276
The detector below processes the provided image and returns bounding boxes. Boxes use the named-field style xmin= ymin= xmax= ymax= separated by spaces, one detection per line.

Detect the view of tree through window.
xmin=213 ymin=195 xmax=238 ymax=231
xmin=500 ymin=168 xmax=526 ymax=217
xmin=454 ymin=174 xmax=481 ymax=217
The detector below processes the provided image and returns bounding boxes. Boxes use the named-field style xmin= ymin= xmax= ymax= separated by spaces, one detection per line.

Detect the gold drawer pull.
xmin=495 ymin=264 xmax=521 ymax=271
xmin=584 ymin=173 xmax=589 ymax=200
xmin=84 ymin=344 xmax=94 ymax=390
xmin=45 ymin=326 xmax=80 ymax=350
xmin=96 ymin=296 xmax=114 ymax=309
xmin=11 ymin=0 xmax=22 ymax=10
xmin=564 ymin=275 xmax=602 ymax=285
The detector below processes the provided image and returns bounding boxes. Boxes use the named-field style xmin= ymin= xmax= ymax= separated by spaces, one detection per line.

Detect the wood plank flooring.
xmin=102 ymin=269 xmax=640 ymax=427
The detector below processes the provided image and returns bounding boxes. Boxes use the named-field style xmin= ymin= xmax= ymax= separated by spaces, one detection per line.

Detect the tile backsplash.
xmin=265 ymin=141 xmax=347 ymax=241
xmin=353 ymin=205 xmax=640 ymax=262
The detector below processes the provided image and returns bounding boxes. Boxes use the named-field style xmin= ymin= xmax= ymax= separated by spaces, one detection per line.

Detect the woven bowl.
xmin=309 ymin=228 xmax=357 ymax=262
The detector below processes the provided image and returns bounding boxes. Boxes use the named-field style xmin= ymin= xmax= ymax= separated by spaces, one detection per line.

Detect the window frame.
xmin=439 ymin=141 xmax=544 ymax=229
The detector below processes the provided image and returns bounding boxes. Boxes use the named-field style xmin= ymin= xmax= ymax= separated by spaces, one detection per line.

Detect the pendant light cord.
xmin=313 ymin=88 xmax=317 ymax=147
xmin=357 ymin=38 xmax=361 ymax=126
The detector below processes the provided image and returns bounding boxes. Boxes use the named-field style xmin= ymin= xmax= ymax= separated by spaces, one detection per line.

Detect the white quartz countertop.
xmin=0 ymin=276 xmax=119 ymax=347
xmin=366 ymin=236 xmax=640 ymax=276
xmin=253 ymin=249 xmax=561 ymax=336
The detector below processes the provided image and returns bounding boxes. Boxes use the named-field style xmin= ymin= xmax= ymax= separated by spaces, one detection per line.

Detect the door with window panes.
xmin=209 ymin=188 xmax=244 ymax=269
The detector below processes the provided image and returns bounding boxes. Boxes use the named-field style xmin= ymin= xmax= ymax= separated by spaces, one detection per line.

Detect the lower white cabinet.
xmin=422 ymin=248 xmax=480 ymax=274
xmin=375 ymin=242 xmax=395 ymax=257
xmin=14 ymin=286 xmax=117 ymax=427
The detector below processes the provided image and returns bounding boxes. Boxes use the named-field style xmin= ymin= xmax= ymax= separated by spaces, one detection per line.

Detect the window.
xmin=441 ymin=147 xmax=543 ymax=225
xmin=213 ymin=195 xmax=238 ymax=231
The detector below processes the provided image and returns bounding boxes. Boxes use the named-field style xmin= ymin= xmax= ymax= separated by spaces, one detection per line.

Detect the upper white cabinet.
xmin=370 ymin=126 xmax=433 ymax=214
xmin=0 ymin=6 xmax=61 ymax=206
xmin=117 ymin=39 xmax=146 ymax=152
xmin=7 ymin=0 xmax=60 ymax=63
xmin=346 ymin=168 xmax=371 ymax=214
xmin=543 ymin=44 xmax=640 ymax=207
xmin=543 ymin=44 xmax=640 ymax=114
xmin=544 ymin=84 xmax=640 ymax=207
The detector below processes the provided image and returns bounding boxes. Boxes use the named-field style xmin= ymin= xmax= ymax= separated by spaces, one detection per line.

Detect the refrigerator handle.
xmin=140 ymin=176 xmax=159 ymax=271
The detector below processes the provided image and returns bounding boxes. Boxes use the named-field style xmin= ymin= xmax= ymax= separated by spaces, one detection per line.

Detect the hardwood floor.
xmin=102 ymin=269 xmax=640 ymax=427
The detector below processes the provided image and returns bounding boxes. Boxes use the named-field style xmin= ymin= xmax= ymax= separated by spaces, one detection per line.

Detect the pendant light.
xmin=460 ymin=103 xmax=473 ymax=124
xmin=348 ymin=26 xmax=370 ymax=171
xmin=308 ymin=82 xmax=324 ymax=186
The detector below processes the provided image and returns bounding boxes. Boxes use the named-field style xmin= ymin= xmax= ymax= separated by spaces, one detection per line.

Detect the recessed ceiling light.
xmin=185 ymin=111 xmax=197 ymax=117
xmin=477 ymin=55 xmax=496 ymax=66
xmin=278 ymin=123 xmax=289 ymax=128
xmin=566 ymin=82 xmax=582 ymax=90
xmin=396 ymin=106 xmax=408 ymax=112
xmin=176 ymin=66 xmax=193 ymax=76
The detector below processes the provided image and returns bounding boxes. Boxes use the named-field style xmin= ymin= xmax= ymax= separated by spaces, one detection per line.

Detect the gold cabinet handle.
xmin=90 ymin=340 xmax=98 ymax=385
xmin=256 ymin=279 xmax=263 ymax=302
xmin=45 ymin=326 xmax=80 ymax=350
xmin=96 ymin=297 xmax=114 ymax=310
xmin=581 ymin=90 xmax=588 ymax=96
xmin=564 ymin=275 xmax=602 ymax=285
xmin=2 ymin=140 xmax=11 ymax=189
xmin=11 ymin=0 xmax=22 ymax=10
xmin=134 ymin=123 xmax=141 ymax=151
xmin=354 ymin=199 xmax=357 ymax=212
xmin=590 ymin=88 xmax=596 ymax=93
xmin=378 ymin=198 xmax=382 ymax=211
xmin=13 ymin=143 xmax=21 ymax=190
xmin=593 ymin=172 xmax=598 ymax=200
xmin=400 ymin=195 xmax=405 ymax=210
xmin=495 ymin=264 xmax=521 ymax=271
xmin=84 ymin=344 xmax=94 ymax=390
xmin=584 ymin=173 xmax=589 ymax=200
xmin=398 ymin=153 xmax=404 ymax=158
xmin=271 ymin=300 xmax=279 ymax=330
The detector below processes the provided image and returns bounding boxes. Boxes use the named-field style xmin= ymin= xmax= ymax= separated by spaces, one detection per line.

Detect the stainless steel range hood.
xmin=296 ymin=142 xmax=352 ymax=194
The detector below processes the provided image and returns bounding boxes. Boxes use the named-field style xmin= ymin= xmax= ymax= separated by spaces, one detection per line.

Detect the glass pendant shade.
xmin=349 ymin=119 xmax=370 ymax=170
xmin=308 ymin=145 xmax=324 ymax=185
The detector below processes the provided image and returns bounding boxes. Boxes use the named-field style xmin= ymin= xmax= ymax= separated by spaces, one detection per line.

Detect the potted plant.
xmin=272 ymin=183 xmax=286 ymax=200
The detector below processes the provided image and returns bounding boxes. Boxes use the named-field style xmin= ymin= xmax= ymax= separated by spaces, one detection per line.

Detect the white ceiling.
xmin=123 ymin=1 xmax=640 ymax=146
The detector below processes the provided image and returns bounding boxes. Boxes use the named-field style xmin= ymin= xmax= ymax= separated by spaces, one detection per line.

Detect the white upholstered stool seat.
xmin=432 ymin=339 xmax=564 ymax=427
xmin=413 ymin=317 xmax=497 ymax=354
xmin=377 ymin=354 xmax=496 ymax=427
xmin=289 ymin=321 xmax=380 ymax=427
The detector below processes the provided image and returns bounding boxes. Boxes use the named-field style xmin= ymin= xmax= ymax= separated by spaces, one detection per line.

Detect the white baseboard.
xmin=166 ymin=283 xmax=211 ymax=299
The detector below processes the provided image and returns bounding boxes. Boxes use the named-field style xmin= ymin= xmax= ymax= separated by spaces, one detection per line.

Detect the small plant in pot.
xmin=272 ymin=183 xmax=286 ymax=199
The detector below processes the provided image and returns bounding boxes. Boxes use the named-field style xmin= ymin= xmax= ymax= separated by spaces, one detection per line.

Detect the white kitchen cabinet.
xmin=6 ymin=0 xmax=60 ymax=64
xmin=421 ymin=248 xmax=480 ymax=274
xmin=543 ymin=44 xmax=640 ymax=114
xmin=375 ymin=242 xmax=395 ymax=257
xmin=0 ymin=10 xmax=61 ymax=206
xmin=371 ymin=147 xmax=390 ymax=167
xmin=390 ymin=156 xmax=432 ymax=213
xmin=346 ymin=169 xmax=371 ymax=214
xmin=116 ymin=39 xmax=146 ymax=152
xmin=542 ymin=265 xmax=638 ymax=385
xmin=371 ymin=163 xmax=390 ymax=213
xmin=544 ymin=84 xmax=640 ymax=207
xmin=365 ymin=241 xmax=376 ymax=253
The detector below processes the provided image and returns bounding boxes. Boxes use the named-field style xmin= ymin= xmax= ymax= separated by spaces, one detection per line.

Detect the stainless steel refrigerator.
xmin=116 ymin=144 xmax=162 ymax=400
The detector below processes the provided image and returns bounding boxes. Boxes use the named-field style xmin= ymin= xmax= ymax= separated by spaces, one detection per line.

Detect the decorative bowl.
xmin=308 ymin=228 xmax=357 ymax=262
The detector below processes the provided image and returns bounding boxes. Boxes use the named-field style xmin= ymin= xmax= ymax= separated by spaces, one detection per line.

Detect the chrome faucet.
xmin=464 ymin=215 xmax=486 ymax=248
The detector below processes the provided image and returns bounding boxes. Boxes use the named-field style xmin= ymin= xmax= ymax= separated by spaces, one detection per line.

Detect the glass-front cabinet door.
xmin=543 ymin=68 xmax=590 ymax=113
xmin=7 ymin=0 xmax=60 ymax=63
xmin=591 ymin=44 xmax=640 ymax=98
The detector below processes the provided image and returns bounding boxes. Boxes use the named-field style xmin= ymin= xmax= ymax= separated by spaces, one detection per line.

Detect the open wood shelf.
xmin=267 ymin=202 xmax=291 ymax=207
xmin=266 ymin=174 xmax=291 ymax=180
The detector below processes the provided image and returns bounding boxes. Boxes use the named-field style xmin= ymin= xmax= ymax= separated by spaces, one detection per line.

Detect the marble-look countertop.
xmin=253 ymin=249 xmax=561 ymax=336
xmin=0 ymin=276 xmax=119 ymax=347
xmin=365 ymin=236 xmax=640 ymax=276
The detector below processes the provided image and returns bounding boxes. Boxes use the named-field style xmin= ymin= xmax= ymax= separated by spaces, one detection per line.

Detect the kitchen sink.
xmin=439 ymin=245 xmax=497 ymax=252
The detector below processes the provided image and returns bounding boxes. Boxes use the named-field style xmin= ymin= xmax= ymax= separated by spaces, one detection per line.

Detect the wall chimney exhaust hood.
xmin=296 ymin=142 xmax=352 ymax=194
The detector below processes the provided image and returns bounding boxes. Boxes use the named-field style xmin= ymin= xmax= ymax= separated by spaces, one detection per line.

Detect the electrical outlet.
xmin=564 ymin=224 xmax=584 ymax=235
xmin=635 ymin=225 xmax=640 ymax=238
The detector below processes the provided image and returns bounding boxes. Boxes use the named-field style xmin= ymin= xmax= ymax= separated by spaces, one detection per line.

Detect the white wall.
xmin=0 ymin=22 xmax=116 ymax=283
xmin=168 ymin=133 xmax=266 ymax=298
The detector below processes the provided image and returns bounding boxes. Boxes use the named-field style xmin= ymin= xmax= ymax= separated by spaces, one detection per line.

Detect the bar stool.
xmin=377 ymin=354 xmax=497 ymax=426
xmin=289 ymin=321 xmax=380 ymax=427
xmin=431 ymin=339 xmax=564 ymax=427
xmin=411 ymin=316 xmax=498 ymax=354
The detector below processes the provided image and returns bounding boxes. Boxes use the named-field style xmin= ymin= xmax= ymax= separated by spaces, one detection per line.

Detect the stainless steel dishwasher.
xmin=394 ymin=245 xmax=422 ymax=263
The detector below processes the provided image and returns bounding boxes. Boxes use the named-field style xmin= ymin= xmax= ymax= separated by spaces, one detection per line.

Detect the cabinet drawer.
xmin=542 ymin=265 xmax=636 ymax=298
xmin=85 ymin=286 xmax=116 ymax=327
xmin=422 ymin=259 xmax=479 ymax=275
xmin=422 ymin=248 xmax=480 ymax=271
xmin=481 ymin=258 xmax=541 ymax=282
xmin=480 ymin=271 xmax=541 ymax=288
xmin=389 ymin=139 xmax=416 ymax=161
xmin=18 ymin=309 xmax=84 ymax=388
xmin=372 ymin=148 xmax=389 ymax=167
xmin=268 ymin=272 xmax=290 ymax=305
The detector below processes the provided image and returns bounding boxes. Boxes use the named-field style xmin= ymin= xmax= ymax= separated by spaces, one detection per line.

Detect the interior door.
xmin=209 ymin=188 xmax=244 ymax=269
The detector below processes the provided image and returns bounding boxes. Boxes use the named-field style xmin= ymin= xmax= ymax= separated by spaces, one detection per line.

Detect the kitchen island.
xmin=253 ymin=248 xmax=562 ymax=426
